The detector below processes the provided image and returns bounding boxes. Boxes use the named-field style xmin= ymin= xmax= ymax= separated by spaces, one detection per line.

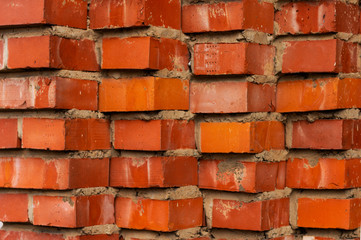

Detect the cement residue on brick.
xmin=120 ymin=229 xmax=175 ymax=240
xmin=176 ymin=227 xmax=201 ymax=239
xmin=164 ymin=149 xmax=201 ymax=157
xmin=254 ymin=150 xmax=289 ymax=162
xmin=185 ymin=30 xmax=271 ymax=45
xmin=69 ymin=150 xmax=113 ymax=159
xmin=111 ymin=110 xmax=194 ymax=121
xmin=198 ymin=112 xmax=285 ymax=123
xmin=266 ymin=226 xmax=294 ymax=239
xmin=64 ymin=109 xmax=106 ymax=119
xmin=81 ymin=224 xmax=119 ymax=235
xmin=74 ymin=187 xmax=118 ymax=196
xmin=101 ymin=26 xmax=182 ymax=40
xmin=211 ymin=229 xmax=264 ymax=240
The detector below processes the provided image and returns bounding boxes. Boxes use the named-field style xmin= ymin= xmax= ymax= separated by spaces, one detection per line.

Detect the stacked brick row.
xmin=1 ymin=0 xmax=361 ymax=239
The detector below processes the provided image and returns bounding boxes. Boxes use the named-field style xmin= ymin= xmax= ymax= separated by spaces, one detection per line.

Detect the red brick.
xmin=297 ymin=198 xmax=361 ymax=229
xmin=282 ymin=39 xmax=358 ymax=73
xmin=113 ymin=120 xmax=195 ymax=151
xmin=0 ymin=230 xmax=65 ymax=240
xmin=0 ymin=77 xmax=97 ymax=110
xmin=0 ymin=193 xmax=28 ymax=222
xmin=291 ymin=119 xmax=361 ymax=150
xmin=0 ymin=119 xmax=20 ymax=149
xmin=99 ymin=77 xmax=189 ymax=112
xmin=182 ymin=0 xmax=274 ymax=34
xmin=90 ymin=0 xmax=180 ymax=29
xmin=275 ymin=1 xmax=359 ymax=35
xmin=212 ymin=198 xmax=289 ymax=231
xmin=110 ymin=156 xmax=197 ymax=188
xmin=7 ymin=36 xmax=99 ymax=71
xmin=193 ymin=42 xmax=274 ymax=75
xmin=102 ymin=37 xmax=188 ymax=71
xmin=22 ymin=118 xmax=110 ymax=151
xmin=0 ymin=157 xmax=109 ymax=189
xmin=0 ymin=0 xmax=87 ymax=29
xmin=190 ymin=81 xmax=275 ymax=113
xmin=287 ymin=158 xmax=361 ymax=189
xmin=200 ymin=121 xmax=284 ymax=153
xmin=33 ymin=194 xmax=114 ymax=228
xmin=276 ymin=78 xmax=361 ymax=112
xmin=199 ymin=159 xmax=286 ymax=193
xmin=115 ymin=197 xmax=203 ymax=231
xmin=78 ymin=235 xmax=119 ymax=240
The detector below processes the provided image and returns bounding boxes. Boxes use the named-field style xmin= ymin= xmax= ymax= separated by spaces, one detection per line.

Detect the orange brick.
xmin=282 ymin=39 xmax=358 ymax=73
xmin=287 ymin=158 xmax=361 ymax=189
xmin=199 ymin=160 xmax=286 ymax=192
xmin=7 ymin=36 xmax=99 ymax=71
xmin=0 ymin=193 xmax=28 ymax=222
xmin=182 ymin=0 xmax=274 ymax=34
xmin=99 ymin=77 xmax=189 ymax=112
xmin=110 ymin=156 xmax=197 ymax=188
xmin=212 ymin=198 xmax=289 ymax=231
xmin=33 ymin=194 xmax=115 ymax=228
xmin=193 ymin=42 xmax=274 ymax=75
xmin=102 ymin=37 xmax=188 ymax=71
xmin=275 ymin=1 xmax=359 ymax=35
xmin=297 ymin=198 xmax=361 ymax=229
xmin=0 ymin=0 xmax=87 ymax=29
xmin=0 ymin=230 xmax=65 ymax=240
xmin=22 ymin=118 xmax=110 ymax=151
xmin=190 ymin=81 xmax=275 ymax=113
xmin=0 ymin=157 xmax=109 ymax=189
xmin=115 ymin=197 xmax=203 ymax=231
xmin=200 ymin=121 xmax=284 ymax=153
xmin=90 ymin=0 xmax=180 ymax=29
xmin=114 ymin=120 xmax=195 ymax=151
xmin=291 ymin=119 xmax=361 ymax=150
xmin=276 ymin=78 xmax=361 ymax=112
xmin=0 ymin=77 xmax=97 ymax=110
xmin=0 ymin=119 xmax=20 ymax=149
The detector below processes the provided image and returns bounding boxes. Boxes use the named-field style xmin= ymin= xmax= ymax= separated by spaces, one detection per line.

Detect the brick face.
xmin=1 ymin=0 xmax=360 ymax=238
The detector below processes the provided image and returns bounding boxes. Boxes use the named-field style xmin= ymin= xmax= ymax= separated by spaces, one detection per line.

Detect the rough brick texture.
xmin=1 ymin=0 xmax=361 ymax=239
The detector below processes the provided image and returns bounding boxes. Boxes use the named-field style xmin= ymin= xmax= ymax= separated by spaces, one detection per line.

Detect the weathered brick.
xmin=113 ymin=120 xmax=195 ymax=151
xmin=291 ymin=119 xmax=361 ymax=150
xmin=200 ymin=121 xmax=284 ymax=153
xmin=199 ymin=159 xmax=286 ymax=192
xmin=182 ymin=0 xmax=274 ymax=34
xmin=7 ymin=36 xmax=99 ymax=71
xmin=297 ymin=198 xmax=361 ymax=229
xmin=115 ymin=197 xmax=203 ymax=231
xmin=282 ymin=39 xmax=358 ymax=73
xmin=212 ymin=198 xmax=289 ymax=231
xmin=0 ymin=77 xmax=98 ymax=110
xmin=275 ymin=0 xmax=360 ymax=35
xmin=110 ymin=156 xmax=197 ymax=188
xmin=191 ymin=81 xmax=275 ymax=113
xmin=22 ymin=118 xmax=111 ymax=151
xmin=90 ymin=0 xmax=181 ymax=29
xmin=33 ymin=194 xmax=115 ymax=228
xmin=0 ymin=157 xmax=109 ymax=189
xmin=276 ymin=78 xmax=361 ymax=112
xmin=193 ymin=42 xmax=275 ymax=75
xmin=0 ymin=193 xmax=28 ymax=222
xmin=102 ymin=37 xmax=188 ymax=71
xmin=99 ymin=77 xmax=189 ymax=112
xmin=0 ymin=0 xmax=87 ymax=29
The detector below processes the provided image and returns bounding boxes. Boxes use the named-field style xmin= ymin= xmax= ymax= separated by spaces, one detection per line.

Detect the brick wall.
xmin=0 ymin=0 xmax=360 ymax=239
